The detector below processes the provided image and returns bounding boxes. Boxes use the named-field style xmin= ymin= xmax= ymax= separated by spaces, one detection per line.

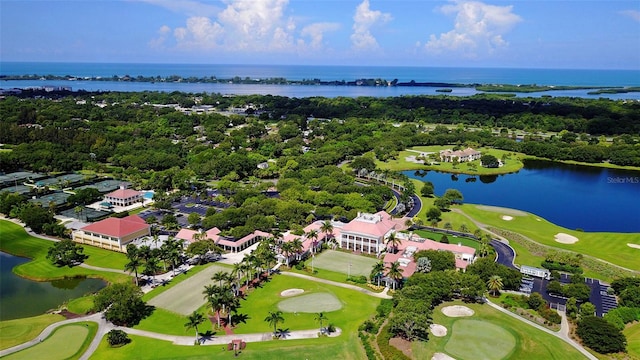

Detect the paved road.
xmin=281 ymin=272 xmax=392 ymax=299
xmin=490 ymin=239 xmax=516 ymax=269
xmin=486 ymin=300 xmax=596 ymax=360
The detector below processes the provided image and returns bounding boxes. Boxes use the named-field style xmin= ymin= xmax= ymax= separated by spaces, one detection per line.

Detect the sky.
xmin=1 ymin=0 xmax=639 ymax=69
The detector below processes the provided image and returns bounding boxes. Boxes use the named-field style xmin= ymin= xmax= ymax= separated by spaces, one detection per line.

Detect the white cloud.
xmin=301 ymin=22 xmax=340 ymax=49
xmin=173 ymin=16 xmax=224 ymax=50
xmin=425 ymin=0 xmax=521 ymax=57
xmin=351 ymin=0 xmax=392 ymax=50
xmin=620 ymin=9 xmax=640 ymax=22
xmin=148 ymin=25 xmax=173 ymax=49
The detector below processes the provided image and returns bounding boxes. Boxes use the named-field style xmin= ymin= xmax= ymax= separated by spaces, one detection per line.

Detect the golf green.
xmin=3 ymin=324 xmax=90 ymax=360
xmin=277 ymin=293 xmax=342 ymax=313
xmin=445 ymin=319 xmax=516 ymax=360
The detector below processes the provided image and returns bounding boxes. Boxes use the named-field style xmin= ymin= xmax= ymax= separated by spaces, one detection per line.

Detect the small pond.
xmin=0 ymin=251 xmax=106 ymax=321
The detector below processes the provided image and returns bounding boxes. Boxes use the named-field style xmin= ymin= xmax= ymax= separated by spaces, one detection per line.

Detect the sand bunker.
xmin=501 ymin=215 xmax=513 ymax=221
xmin=554 ymin=233 xmax=579 ymax=244
xmin=430 ymin=324 xmax=447 ymax=337
xmin=628 ymin=243 xmax=640 ymax=249
xmin=441 ymin=305 xmax=475 ymax=317
xmin=432 ymin=353 xmax=456 ymax=360
xmin=280 ymin=288 xmax=304 ymax=297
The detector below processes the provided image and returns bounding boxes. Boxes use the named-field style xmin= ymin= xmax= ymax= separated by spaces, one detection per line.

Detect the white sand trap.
xmin=441 ymin=305 xmax=475 ymax=317
xmin=429 ymin=324 xmax=447 ymax=337
xmin=628 ymin=243 xmax=640 ymax=249
xmin=554 ymin=233 xmax=579 ymax=244
xmin=536 ymin=218 xmax=541 ymax=221
xmin=432 ymin=353 xmax=456 ymax=360
xmin=501 ymin=215 xmax=513 ymax=221
xmin=280 ymin=288 xmax=304 ymax=297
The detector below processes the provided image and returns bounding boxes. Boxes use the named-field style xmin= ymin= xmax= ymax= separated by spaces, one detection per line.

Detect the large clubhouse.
xmin=71 ymin=210 xmax=476 ymax=278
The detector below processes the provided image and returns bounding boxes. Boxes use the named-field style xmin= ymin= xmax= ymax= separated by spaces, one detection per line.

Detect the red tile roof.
xmin=80 ymin=215 xmax=149 ymax=238
xmin=105 ymin=188 xmax=141 ymax=199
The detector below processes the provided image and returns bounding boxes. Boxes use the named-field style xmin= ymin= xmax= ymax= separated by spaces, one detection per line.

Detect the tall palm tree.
xmin=281 ymin=242 xmax=294 ymax=267
xmin=487 ymin=275 xmax=503 ymax=296
xmin=306 ymin=229 xmax=319 ymax=254
xmin=370 ymin=261 xmax=385 ymax=286
xmin=315 ymin=312 xmax=328 ymax=333
xmin=264 ymin=311 xmax=285 ymax=337
xmin=385 ymin=232 xmax=401 ymax=254
xmin=143 ymin=256 xmax=161 ymax=285
xmin=386 ymin=261 xmax=404 ymax=290
xmin=291 ymin=238 xmax=304 ymax=261
xmin=124 ymin=244 xmax=141 ymax=286
xmin=184 ymin=311 xmax=205 ymax=344
xmin=320 ymin=220 xmax=334 ymax=244
xmin=211 ymin=271 xmax=229 ymax=288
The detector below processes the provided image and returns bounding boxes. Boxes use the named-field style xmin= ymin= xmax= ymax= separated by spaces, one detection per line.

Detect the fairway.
xmin=3 ymin=324 xmax=89 ymax=360
xmin=0 ymin=314 xmax=65 ymax=350
xmin=445 ymin=320 xmax=515 ymax=359
xmin=147 ymin=264 xmax=231 ymax=315
xmin=312 ymin=250 xmax=378 ymax=277
xmin=277 ymin=293 xmax=342 ymax=313
xmin=411 ymin=302 xmax=587 ymax=360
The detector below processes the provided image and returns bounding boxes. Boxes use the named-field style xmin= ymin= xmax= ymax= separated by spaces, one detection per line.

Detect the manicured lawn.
xmin=147 ymin=263 xmax=232 ymax=315
xmin=413 ymin=229 xmax=479 ymax=249
xmin=3 ymin=322 xmax=97 ymax=360
xmin=0 ymin=314 xmax=65 ymax=350
xmin=411 ymin=301 xmax=586 ymax=360
xmin=67 ymin=296 xmax=95 ymax=314
xmin=90 ymin=333 xmax=365 ymax=360
xmin=375 ymin=146 xmax=525 ymax=175
xmin=134 ymin=307 xmax=216 ymax=336
xmin=232 ymin=274 xmax=380 ymax=335
xmin=311 ymin=250 xmax=379 ymax=277
xmin=624 ymin=322 xmax=640 ymax=359
xmin=0 ymin=220 xmax=130 ymax=284
xmin=460 ymin=205 xmax=640 ymax=272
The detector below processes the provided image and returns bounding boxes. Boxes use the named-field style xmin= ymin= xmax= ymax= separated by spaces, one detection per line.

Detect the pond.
xmin=0 ymin=252 xmax=107 ymax=321
xmin=403 ymin=159 xmax=640 ymax=233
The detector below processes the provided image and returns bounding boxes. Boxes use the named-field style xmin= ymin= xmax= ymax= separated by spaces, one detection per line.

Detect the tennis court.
xmin=28 ymin=192 xmax=71 ymax=208
xmin=312 ymin=250 xmax=379 ymax=277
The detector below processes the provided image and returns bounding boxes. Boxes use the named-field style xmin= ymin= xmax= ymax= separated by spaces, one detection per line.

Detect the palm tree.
xmin=370 ymin=261 xmax=385 ymax=286
xmin=320 ymin=220 xmax=334 ymax=245
xmin=315 ymin=312 xmax=328 ymax=333
xmin=184 ymin=311 xmax=205 ymax=344
xmin=291 ymin=238 xmax=303 ymax=261
xmin=143 ymin=256 xmax=161 ymax=285
xmin=487 ymin=275 xmax=503 ymax=296
xmin=211 ymin=271 xmax=229 ymax=287
xmin=124 ymin=244 xmax=142 ymax=286
xmin=281 ymin=242 xmax=294 ymax=267
xmin=264 ymin=311 xmax=285 ymax=337
xmin=385 ymin=232 xmax=401 ymax=254
xmin=306 ymin=229 xmax=319 ymax=254
xmin=386 ymin=261 xmax=403 ymax=290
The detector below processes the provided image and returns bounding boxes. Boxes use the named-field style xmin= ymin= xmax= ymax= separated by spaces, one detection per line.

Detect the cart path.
xmin=281 ymin=271 xmax=392 ymax=299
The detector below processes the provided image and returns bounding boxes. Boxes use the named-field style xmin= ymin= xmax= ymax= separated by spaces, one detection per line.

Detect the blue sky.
xmin=1 ymin=0 xmax=639 ymax=69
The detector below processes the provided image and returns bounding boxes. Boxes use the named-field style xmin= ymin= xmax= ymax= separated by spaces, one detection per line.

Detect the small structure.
xmin=520 ymin=265 xmax=551 ymax=280
xmin=72 ymin=214 xmax=150 ymax=252
xmin=104 ymin=185 xmax=142 ymax=207
xmin=439 ymin=147 xmax=482 ymax=163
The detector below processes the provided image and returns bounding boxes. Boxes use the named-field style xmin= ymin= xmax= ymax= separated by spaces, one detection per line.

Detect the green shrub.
xmin=376 ymin=299 xmax=394 ymax=318
xmin=577 ymin=316 xmax=626 ymax=354
xmin=107 ymin=329 xmax=130 ymax=347
xmin=359 ymin=331 xmax=379 ymax=360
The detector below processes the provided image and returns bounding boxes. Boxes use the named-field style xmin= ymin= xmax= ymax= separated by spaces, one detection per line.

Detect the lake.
xmin=403 ymin=160 xmax=640 ymax=233
xmin=0 ymin=252 xmax=106 ymax=321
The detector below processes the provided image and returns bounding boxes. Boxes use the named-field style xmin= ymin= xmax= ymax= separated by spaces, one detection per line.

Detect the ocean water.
xmin=1 ymin=62 xmax=640 ymax=98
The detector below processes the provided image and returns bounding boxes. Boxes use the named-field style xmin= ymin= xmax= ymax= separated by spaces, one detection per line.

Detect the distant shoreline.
xmin=3 ymin=74 xmax=639 ymax=94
